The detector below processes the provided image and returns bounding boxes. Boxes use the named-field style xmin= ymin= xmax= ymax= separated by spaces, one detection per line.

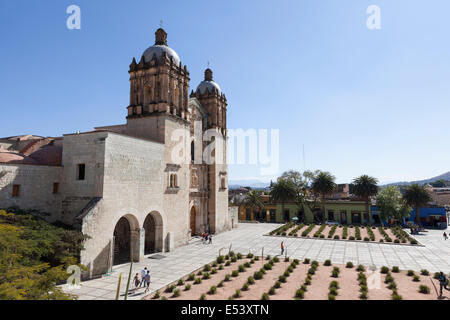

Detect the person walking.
xmin=144 ymin=270 xmax=151 ymax=294
xmin=439 ymin=272 xmax=449 ymax=299
xmin=208 ymin=234 xmax=212 ymax=244
xmin=281 ymin=241 xmax=284 ymax=256
xmin=133 ymin=273 xmax=140 ymax=292
xmin=443 ymin=232 xmax=448 ymax=240
xmin=139 ymin=267 xmax=147 ymax=287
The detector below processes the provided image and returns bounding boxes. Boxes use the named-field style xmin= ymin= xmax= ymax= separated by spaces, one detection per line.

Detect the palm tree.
xmin=353 ymin=175 xmax=379 ymax=226
xmin=243 ymin=190 xmax=264 ymax=222
xmin=269 ymin=179 xmax=296 ymax=222
xmin=402 ymin=184 xmax=432 ymax=227
xmin=311 ymin=171 xmax=336 ymax=223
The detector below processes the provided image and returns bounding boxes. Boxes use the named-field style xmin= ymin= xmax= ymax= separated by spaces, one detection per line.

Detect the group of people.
xmin=133 ymin=267 xmax=151 ymax=293
xmin=201 ymin=232 xmax=212 ymax=244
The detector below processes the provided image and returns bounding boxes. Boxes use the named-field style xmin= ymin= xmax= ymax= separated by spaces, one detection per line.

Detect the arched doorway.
xmin=190 ymin=207 xmax=196 ymax=236
xmin=113 ymin=215 xmax=140 ymax=266
xmin=143 ymin=211 xmax=163 ymax=254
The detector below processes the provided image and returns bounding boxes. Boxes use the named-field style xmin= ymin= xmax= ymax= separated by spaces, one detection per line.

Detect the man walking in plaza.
xmin=443 ymin=232 xmax=448 ymax=240
xmin=209 ymin=234 xmax=212 ymax=244
xmin=144 ymin=270 xmax=151 ymax=294
xmin=439 ymin=272 xmax=450 ymax=299
xmin=281 ymin=241 xmax=284 ymax=256
xmin=139 ymin=267 xmax=147 ymax=288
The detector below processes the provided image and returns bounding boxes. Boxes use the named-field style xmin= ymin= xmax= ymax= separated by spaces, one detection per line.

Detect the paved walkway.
xmin=63 ymin=223 xmax=450 ymax=300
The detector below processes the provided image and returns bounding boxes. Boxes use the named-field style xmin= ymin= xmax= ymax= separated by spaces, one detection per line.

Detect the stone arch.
xmin=143 ymin=211 xmax=163 ymax=254
xmin=113 ymin=214 xmax=139 ymax=266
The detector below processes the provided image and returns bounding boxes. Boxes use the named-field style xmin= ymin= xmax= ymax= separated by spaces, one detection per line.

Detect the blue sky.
xmin=1 ymin=0 xmax=449 ymax=184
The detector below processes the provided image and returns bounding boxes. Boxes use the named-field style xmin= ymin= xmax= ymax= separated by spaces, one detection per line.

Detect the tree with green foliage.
xmin=243 ymin=190 xmax=265 ymax=221
xmin=269 ymin=178 xmax=296 ymax=222
xmin=0 ymin=209 xmax=87 ymax=300
xmin=280 ymin=170 xmax=320 ymax=222
xmin=376 ymin=186 xmax=411 ymax=224
xmin=352 ymin=175 xmax=379 ymax=225
xmin=402 ymin=184 xmax=432 ymax=227
xmin=311 ymin=171 xmax=336 ymax=223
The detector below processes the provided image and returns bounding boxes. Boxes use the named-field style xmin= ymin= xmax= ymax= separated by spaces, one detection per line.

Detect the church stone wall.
xmin=79 ymin=132 xmax=166 ymax=276
xmin=0 ymin=164 xmax=63 ymax=221
xmin=60 ymin=132 xmax=107 ymax=225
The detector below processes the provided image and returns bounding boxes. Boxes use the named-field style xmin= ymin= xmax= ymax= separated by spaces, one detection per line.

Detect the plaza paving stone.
xmin=63 ymin=222 xmax=450 ymax=300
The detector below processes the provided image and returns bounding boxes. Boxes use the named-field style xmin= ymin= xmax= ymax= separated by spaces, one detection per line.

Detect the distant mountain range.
xmin=382 ymin=171 xmax=450 ymax=187
xmin=229 ymin=180 xmax=270 ymax=190
xmin=230 ymin=171 xmax=450 ymax=190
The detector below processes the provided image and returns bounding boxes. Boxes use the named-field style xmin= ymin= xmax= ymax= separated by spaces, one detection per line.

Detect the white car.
xmin=325 ymin=220 xmax=339 ymax=226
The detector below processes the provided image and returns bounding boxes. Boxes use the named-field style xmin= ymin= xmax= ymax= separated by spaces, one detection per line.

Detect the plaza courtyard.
xmin=64 ymin=223 xmax=450 ymax=300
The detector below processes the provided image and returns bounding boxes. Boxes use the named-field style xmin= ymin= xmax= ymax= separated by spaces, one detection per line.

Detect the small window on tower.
xmin=77 ymin=164 xmax=86 ymax=181
xmin=221 ymin=178 xmax=226 ymax=190
xmin=12 ymin=184 xmax=20 ymax=197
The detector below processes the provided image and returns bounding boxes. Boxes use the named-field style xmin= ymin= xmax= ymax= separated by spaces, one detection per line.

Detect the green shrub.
xmin=165 ymin=285 xmax=176 ymax=293
xmin=356 ymin=265 xmax=365 ymax=272
xmin=231 ymin=256 xmax=237 ymax=263
xmin=329 ymin=281 xmax=339 ymax=289
xmin=200 ymin=293 xmax=206 ymax=300
xmin=359 ymin=292 xmax=368 ymax=300
xmin=194 ymin=278 xmax=202 ymax=285
xmin=346 ymin=261 xmax=354 ymax=268
xmin=295 ymin=289 xmax=305 ymax=299
xmin=328 ymin=294 xmax=336 ymax=300
xmin=413 ymin=275 xmax=420 ymax=282
xmin=349 ymin=236 xmax=355 ymax=240
xmin=203 ymin=264 xmax=211 ymax=272
xmin=208 ymin=286 xmax=217 ymax=295
xmin=268 ymin=287 xmax=276 ymax=295
xmin=188 ymin=273 xmax=195 ymax=281
xmin=177 ymin=279 xmax=184 ymax=286
xmin=324 ymin=259 xmax=332 ymax=266
xmin=247 ymin=276 xmax=255 ymax=285
xmin=407 ymin=270 xmax=415 ymax=276
xmin=334 ymin=235 xmax=340 ymax=240
xmin=237 ymin=253 xmax=243 ymax=259
xmin=329 ymin=287 xmax=338 ymax=296
xmin=242 ymin=283 xmax=249 ymax=291
xmin=218 ymin=281 xmax=224 ymax=288
xmin=420 ymin=269 xmax=429 ymax=276
xmin=392 ymin=266 xmax=400 ymax=273
xmin=261 ymin=293 xmax=270 ymax=300
xmin=202 ymin=272 xmax=210 ymax=280
xmin=234 ymin=289 xmax=241 ymax=298
xmin=279 ymin=275 xmax=287 ymax=283
xmin=274 ymin=281 xmax=281 ymax=288
xmin=172 ymin=288 xmax=181 ymax=297
xmin=312 ymin=260 xmax=319 ymax=267
xmin=224 ymin=274 xmax=231 ymax=281
xmin=303 ymin=258 xmax=311 ymax=264
xmin=392 ymin=294 xmax=402 ymax=300
xmin=419 ymin=285 xmax=430 ymax=294
xmin=244 ymin=262 xmax=251 ymax=268
xmin=380 ymin=266 xmax=389 ymax=274
xmin=304 ymin=278 xmax=312 ymax=286
xmin=211 ymin=268 xmax=217 ymax=274
xmin=197 ymin=270 xmax=203 ymax=276
xmin=385 ymin=275 xmax=394 ymax=284
xmin=217 ymin=256 xmax=225 ymax=264
xmin=273 ymin=257 xmax=279 ymax=263
xmin=153 ymin=290 xmax=160 ymax=299
xmin=254 ymin=271 xmax=263 ymax=280
xmin=264 ymin=263 xmax=272 ymax=270
xmin=231 ymin=270 xmax=239 ymax=277
xmin=434 ymin=272 xmax=440 ymax=280
xmin=308 ymin=268 xmax=315 ymax=275
xmin=238 ymin=265 xmax=245 ymax=272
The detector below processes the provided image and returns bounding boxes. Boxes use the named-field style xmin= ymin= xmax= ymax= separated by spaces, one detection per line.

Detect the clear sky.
xmin=1 ymin=0 xmax=449 ymax=184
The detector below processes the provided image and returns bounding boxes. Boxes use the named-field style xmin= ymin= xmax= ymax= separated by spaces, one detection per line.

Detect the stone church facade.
xmin=0 ymin=28 xmax=231 ymax=278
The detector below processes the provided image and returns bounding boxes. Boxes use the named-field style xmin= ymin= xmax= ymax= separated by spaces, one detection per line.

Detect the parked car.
xmin=325 ymin=220 xmax=339 ymax=226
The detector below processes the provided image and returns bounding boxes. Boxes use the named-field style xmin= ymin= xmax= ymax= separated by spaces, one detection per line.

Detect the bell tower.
xmin=192 ymin=68 xmax=227 ymax=136
xmin=127 ymin=28 xmax=190 ymax=122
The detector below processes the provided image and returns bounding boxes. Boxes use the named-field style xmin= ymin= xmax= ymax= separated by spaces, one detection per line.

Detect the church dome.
xmin=142 ymin=28 xmax=181 ymax=65
xmin=196 ymin=69 xmax=222 ymax=95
